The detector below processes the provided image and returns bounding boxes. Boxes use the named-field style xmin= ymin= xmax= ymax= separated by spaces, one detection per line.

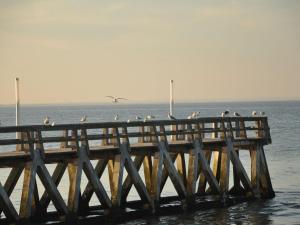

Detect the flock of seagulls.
xmin=37 ymin=110 xmax=264 ymax=126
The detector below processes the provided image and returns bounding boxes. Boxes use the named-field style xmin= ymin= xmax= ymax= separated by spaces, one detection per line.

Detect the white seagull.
xmin=114 ymin=114 xmax=119 ymax=121
xmin=146 ymin=115 xmax=155 ymax=120
xmin=106 ymin=96 xmax=128 ymax=103
xmin=168 ymin=113 xmax=176 ymax=120
xmin=51 ymin=121 xmax=55 ymax=126
xmin=252 ymin=111 xmax=257 ymax=116
xmin=221 ymin=110 xmax=230 ymax=117
xmin=135 ymin=116 xmax=142 ymax=120
xmin=233 ymin=112 xmax=241 ymax=117
xmin=80 ymin=115 xmax=87 ymax=123
xmin=43 ymin=116 xmax=50 ymax=125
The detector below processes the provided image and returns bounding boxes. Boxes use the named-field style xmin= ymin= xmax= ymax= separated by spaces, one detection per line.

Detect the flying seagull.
xmin=221 ymin=110 xmax=230 ymax=117
xmin=168 ymin=113 xmax=176 ymax=120
xmin=43 ymin=116 xmax=50 ymax=125
xmin=80 ymin=115 xmax=87 ymax=123
xmin=106 ymin=96 xmax=128 ymax=103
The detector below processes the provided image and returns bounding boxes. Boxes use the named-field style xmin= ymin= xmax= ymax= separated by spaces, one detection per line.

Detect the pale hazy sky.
xmin=0 ymin=0 xmax=300 ymax=104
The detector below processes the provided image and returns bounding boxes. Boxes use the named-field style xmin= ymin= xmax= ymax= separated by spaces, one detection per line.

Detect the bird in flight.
xmin=106 ymin=96 xmax=128 ymax=103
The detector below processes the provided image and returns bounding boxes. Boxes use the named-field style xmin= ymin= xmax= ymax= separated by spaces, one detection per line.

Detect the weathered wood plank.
xmin=111 ymin=154 xmax=125 ymax=207
xmin=195 ymin=140 xmax=220 ymax=194
xmin=143 ymin=155 xmax=152 ymax=193
xmin=176 ymin=153 xmax=187 ymax=187
xmin=121 ymin=155 xmax=144 ymax=201
xmin=40 ymin=163 xmax=68 ymax=210
xmin=0 ymin=182 xmax=19 ymax=221
xmin=251 ymin=146 xmax=260 ymax=197
xmin=37 ymin=163 xmax=68 ymax=215
xmin=0 ymin=167 xmax=23 ymax=214
xmin=67 ymin=160 xmax=83 ymax=214
xmin=81 ymin=158 xmax=108 ymax=206
xmin=19 ymin=162 xmax=37 ymax=219
xmin=120 ymin=144 xmax=153 ymax=208
xmin=82 ymin=158 xmax=112 ymax=208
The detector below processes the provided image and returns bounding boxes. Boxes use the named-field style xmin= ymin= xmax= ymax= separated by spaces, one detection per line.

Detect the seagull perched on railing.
xmin=114 ymin=114 xmax=119 ymax=121
xmin=80 ymin=115 xmax=87 ymax=123
xmin=233 ymin=112 xmax=241 ymax=117
xmin=221 ymin=110 xmax=230 ymax=117
xmin=106 ymin=96 xmax=128 ymax=103
xmin=146 ymin=115 xmax=155 ymax=120
xmin=51 ymin=122 xmax=55 ymax=126
xmin=168 ymin=113 xmax=176 ymax=120
xmin=43 ymin=116 xmax=50 ymax=125
xmin=135 ymin=116 xmax=142 ymax=120
xmin=252 ymin=111 xmax=257 ymax=116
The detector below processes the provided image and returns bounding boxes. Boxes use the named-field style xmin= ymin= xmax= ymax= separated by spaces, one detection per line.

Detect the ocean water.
xmin=0 ymin=101 xmax=300 ymax=225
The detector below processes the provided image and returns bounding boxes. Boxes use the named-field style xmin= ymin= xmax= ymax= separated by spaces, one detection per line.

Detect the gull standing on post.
xmin=106 ymin=96 xmax=128 ymax=103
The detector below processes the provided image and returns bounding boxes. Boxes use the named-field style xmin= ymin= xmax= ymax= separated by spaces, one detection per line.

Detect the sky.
xmin=0 ymin=0 xmax=300 ymax=105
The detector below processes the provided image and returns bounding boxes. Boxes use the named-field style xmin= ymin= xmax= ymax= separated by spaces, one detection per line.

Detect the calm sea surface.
xmin=0 ymin=101 xmax=300 ymax=225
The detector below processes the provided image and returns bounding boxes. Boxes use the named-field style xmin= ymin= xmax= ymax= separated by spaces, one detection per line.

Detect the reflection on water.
xmin=1 ymin=101 xmax=300 ymax=225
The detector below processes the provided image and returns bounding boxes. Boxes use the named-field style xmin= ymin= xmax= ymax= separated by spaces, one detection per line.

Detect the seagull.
xmin=43 ymin=116 xmax=50 ymax=125
xmin=260 ymin=112 xmax=265 ymax=116
xmin=191 ymin=111 xmax=200 ymax=118
xmin=221 ymin=110 xmax=230 ymax=117
xmin=233 ymin=112 xmax=241 ymax=117
xmin=51 ymin=122 xmax=55 ymax=126
xmin=114 ymin=114 xmax=119 ymax=121
xmin=80 ymin=115 xmax=87 ymax=123
xmin=187 ymin=115 xmax=193 ymax=119
xmin=127 ymin=119 xmax=131 ymax=123
xmin=168 ymin=113 xmax=176 ymax=120
xmin=106 ymin=96 xmax=128 ymax=103
xmin=146 ymin=115 xmax=155 ymax=120
xmin=252 ymin=111 xmax=257 ymax=116
xmin=135 ymin=116 xmax=142 ymax=120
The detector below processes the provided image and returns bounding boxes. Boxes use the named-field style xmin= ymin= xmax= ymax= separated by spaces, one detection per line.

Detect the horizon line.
xmin=1 ymin=98 xmax=300 ymax=107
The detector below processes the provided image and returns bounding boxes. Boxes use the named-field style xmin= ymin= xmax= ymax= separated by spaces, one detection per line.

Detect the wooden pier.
xmin=0 ymin=117 xmax=275 ymax=224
